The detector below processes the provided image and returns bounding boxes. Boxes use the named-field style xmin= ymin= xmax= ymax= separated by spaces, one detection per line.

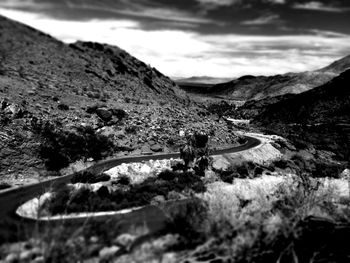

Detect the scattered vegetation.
xmin=206 ymin=101 xmax=235 ymax=118
xmin=180 ymin=131 xmax=211 ymax=176
xmin=44 ymin=170 xmax=206 ymax=215
xmin=32 ymin=120 xmax=115 ymax=170
xmin=215 ymin=161 xmax=265 ymax=183
xmin=71 ymin=171 xmax=111 ymax=184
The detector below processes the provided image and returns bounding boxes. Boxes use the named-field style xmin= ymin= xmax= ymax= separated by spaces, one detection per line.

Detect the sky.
xmin=0 ymin=0 xmax=349 ymax=79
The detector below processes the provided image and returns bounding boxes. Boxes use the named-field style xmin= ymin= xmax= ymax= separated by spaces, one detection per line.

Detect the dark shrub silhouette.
xmin=35 ymin=121 xmax=114 ymax=170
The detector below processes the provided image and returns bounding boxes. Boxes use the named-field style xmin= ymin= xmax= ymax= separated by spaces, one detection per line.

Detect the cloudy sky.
xmin=0 ymin=0 xmax=350 ymax=79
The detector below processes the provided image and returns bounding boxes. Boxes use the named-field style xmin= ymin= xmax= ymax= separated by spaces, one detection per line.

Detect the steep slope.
xmin=318 ymin=54 xmax=350 ymax=74
xmin=254 ymin=70 xmax=350 ymax=124
xmin=0 ymin=15 xmax=186 ymax=104
xmin=0 ymin=15 xmax=240 ymax=184
xmin=253 ymin=70 xmax=350 ymax=160
xmin=193 ymin=54 xmax=350 ymax=101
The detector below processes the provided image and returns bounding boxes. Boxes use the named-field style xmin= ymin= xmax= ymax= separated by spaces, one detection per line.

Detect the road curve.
xmin=0 ymin=135 xmax=260 ymax=242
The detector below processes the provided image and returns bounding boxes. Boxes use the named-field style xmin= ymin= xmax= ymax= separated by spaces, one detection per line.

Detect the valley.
xmin=0 ymin=12 xmax=349 ymax=263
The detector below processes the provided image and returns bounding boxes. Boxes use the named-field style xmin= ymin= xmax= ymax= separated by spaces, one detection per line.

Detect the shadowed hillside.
xmin=253 ymin=69 xmax=350 ymax=160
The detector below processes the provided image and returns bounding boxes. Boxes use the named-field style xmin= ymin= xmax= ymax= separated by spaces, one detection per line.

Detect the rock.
xmin=4 ymin=104 xmax=23 ymax=118
xmin=110 ymin=108 xmax=128 ymax=120
xmin=151 ymin=144 xmax=163 ymax=152
xmin=167 ymin=191 xmax=186 ymax=200
xmin=5 ymin=253 xmax=19 ymax=263
xmin=0 ymin=97 xmax=8 ymax=110
xmin=86 ymin=103 xmax=107 ymax=114
xmin=151 ymin=234 xmax=179 ymax=250
xmin=32 ymin=256 xmax=44 ymax=263
xmin=151 ymin=195 xmax=166 ymax=205
xmin=341 ymin=169 xmax=350 ymax=179
xmin=141 ymin=145 xmax=152 ymax=154
xmin=27 ymin=90 xmax=36 ymax=95
xmin=87 ymin=244 xmax=102 ymax=257
xmin=19 ymin=250 xmax=34 ymax=261
xmin=114 ymin=233 xmax=136 ymax=250
xmin=90 ymin=236 xmax=99 ymax=243
xmin=96 ymin=108 xmax=112 ymax=122
xmin=99 ymin=246 xmax=120 ymax=261
xmin=57 ymin=103 xmax=69 ymax=111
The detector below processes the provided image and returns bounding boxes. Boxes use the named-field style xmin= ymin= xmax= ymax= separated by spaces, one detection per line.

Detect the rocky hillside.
xmin=0 ymin=15 xmax=186 ymax=105
xmin=190 ymin=54 xmax=350 ymax=101
xmin=318 ymin=54 xmax=350 ymax=74
xmin=253 ymin=70 xmax=350 ymax=161
xmin=0 ymin=15 xmax=240 ymax=186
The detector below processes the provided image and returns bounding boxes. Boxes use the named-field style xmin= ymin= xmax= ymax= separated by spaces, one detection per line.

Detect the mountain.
xmin=176 ymin=76 xmax=232 ymax=85
xmin=192 ymin=55 xmax=350 ymax=101
xmin=0 ymin=15 xmax=186 ymax=104
xmin=253 ymin=69 xmax=350 ymax=160
xmin=0 ymin=15 xmax=239 ymax=182
xmin=254 ymin=69 xmax=350 ymax=125
xmin=318 ymin=54 xmax=350 ymax=74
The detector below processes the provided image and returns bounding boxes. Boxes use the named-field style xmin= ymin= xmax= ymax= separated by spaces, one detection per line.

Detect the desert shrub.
xmin=47 ymin=171 xmax=206 ymax=215
xmin=216 ymin=161 xmax=260 ymax=182
xmin=254 ymin=166 xmax=264 ymax=176
xmin=168 ymin=198 xmax=209 ymax=249
xmin=0 ymin=183 xmax=11 ymax=190
xmin=272 ymin=159 xmax=289 ymax=169
xmin=206 ymin=101 xmax=235 ymax=117
xmin=216 ymin=169 xmax=238 ymax=183
xmin=71 ymin=171 xmax=111 ymax=184
xmin=35 ymin=122 xmax=114 ymax=170
xmin=44 ymin=185 xmax=72 ymax=215
xmin=115 ymin=174 xmax=131 ymax=185
xmin=312 ymin=161 xmax=344 ymax=178
xmin=158 ymin=169 xmax=177 ymax=181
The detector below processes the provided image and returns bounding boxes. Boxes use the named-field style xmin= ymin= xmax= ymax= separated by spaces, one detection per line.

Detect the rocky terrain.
xmin=181 ymin=54 xmax=350 ymax=102
xmin=253 ymin=69 xmax=350 ymax=161
xmin=0 ymin=15 xmax=240 ymax=186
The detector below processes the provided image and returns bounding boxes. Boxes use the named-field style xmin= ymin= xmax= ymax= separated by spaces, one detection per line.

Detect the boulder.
xmin=57 ymin=103 xmax=69 ymax=111
xmin=110 ymin=108 xmax=128 ymax=120
xmin=5 ymin=253 xmax=19 ymax=263
xmin=4 ymin=103 xmax=23 ymax=118
xmin=86 ymin=103 xmax=107 ymax=114
xmin=114 ymin=234 xmax=136 ymax=251
xmin=151 ymin=144 xmax=163 ymax=152
xmin=99 ymin=246 xmax=120 ymax=261
xmin=96 ymin=108 xmax=112 ymax=122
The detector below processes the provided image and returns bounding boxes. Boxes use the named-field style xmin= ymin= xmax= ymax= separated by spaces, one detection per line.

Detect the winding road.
xmin=0 ymin=135 xmax=260 ymax=242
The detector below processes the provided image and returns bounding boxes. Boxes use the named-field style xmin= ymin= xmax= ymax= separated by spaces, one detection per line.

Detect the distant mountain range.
xmin=179 ymin=55 xmax=350 ymax=101
xmin=175 ymin=76 xmax=232 ymax=85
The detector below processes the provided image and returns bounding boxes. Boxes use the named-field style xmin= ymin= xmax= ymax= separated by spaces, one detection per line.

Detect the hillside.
xmin=0 ymin=15 xmax=240 ymax=185
xmin=253 ymin=69 xmax=350 ymax=160
xmin=0 ymin=15 xmax=186 ymax=104
xmin=176 ymin=76 xmax=231 ymax=85
xmin=185 ymin=54 xmax=350 ymax=101
xmin=318 ymin=54 xmax=350 ymax=74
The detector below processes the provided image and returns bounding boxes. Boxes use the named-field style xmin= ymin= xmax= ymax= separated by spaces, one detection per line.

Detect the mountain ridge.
xmin=182 ymin=54 xmax=350 ymax=101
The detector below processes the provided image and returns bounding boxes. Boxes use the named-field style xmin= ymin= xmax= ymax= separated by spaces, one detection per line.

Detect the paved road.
xmin=0 ymin=135 xmax=260 ymax=242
